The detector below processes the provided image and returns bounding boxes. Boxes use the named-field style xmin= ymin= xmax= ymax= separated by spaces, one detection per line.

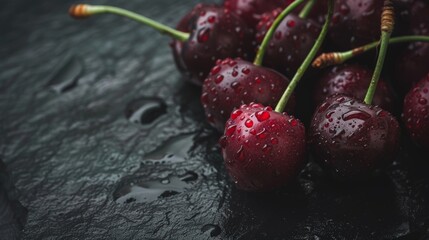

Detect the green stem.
xmin=84 ymin=5 xmax=189 ymax=41
xmin=330 ymin=35 xmax=429 ymax=65
xmin=364 ymin=31 xmax=392 ymax=105
xmin=299 ymin=0 xmax=317 ymax=18
xmin=275 ymin=0 xmax=334 ymax=113
xmin=364 ymin=1 xmax=394 ymax=105
xmin=253 ymin=0 xmax=306 ymax=66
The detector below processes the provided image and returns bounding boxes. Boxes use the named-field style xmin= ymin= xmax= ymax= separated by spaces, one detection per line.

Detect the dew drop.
xmin=231 ymin=109 xmax=242 ymax=120
xmin=245 ymin=119 xmax=254 ymax=128
xmin=226 ymin=125 xmax=237 ymax=136
xmin=197 ymin=28 xmax=211 ymax=43
xmin=256 ymin=111 xmax=270 ymax=122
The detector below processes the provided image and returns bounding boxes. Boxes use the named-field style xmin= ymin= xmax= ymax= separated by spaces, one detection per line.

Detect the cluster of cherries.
xmin=70 ymin=0 xmax=429 ymax=192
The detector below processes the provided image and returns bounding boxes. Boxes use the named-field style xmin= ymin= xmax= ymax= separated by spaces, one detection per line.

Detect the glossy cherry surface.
xmin=309 ymin=94 xmax=400 ymax=180
xmin=312 ymin=64 xmax=395 ymax=112
xmin=172 ymin=5 xmax=253 ymax=85
xmin=402 ymin=74 xmax=429 ymax=149
xmin=223 ymin=0 xmax=290 ymax=29
xmin=201 ymin=58 xmax=295 ymax=131
xmin=220 ymin=103 xmax=306 ymax=191
xmin=393 ymin=1 xmax=429 ymax=95
xmin=329 ymin=0 xmax=383 ymax=50
xmin=255 ymin=9 xmax=321 ymax=78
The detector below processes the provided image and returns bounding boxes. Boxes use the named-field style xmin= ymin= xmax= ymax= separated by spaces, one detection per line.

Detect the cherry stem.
xmin=299 ymin=0 xmax=317 ymax=19
xmin=364 ymin=0 xmax=394 ymax=105
xmin=275 ymin=0 xmax=334 ymax=113
xmin=69 ymin=4 xmax=189 ymax=41
xmin=253 ymin=0 xmax=306 ymax=66
xmin=312 ymin=35 xmax=429 ymax=68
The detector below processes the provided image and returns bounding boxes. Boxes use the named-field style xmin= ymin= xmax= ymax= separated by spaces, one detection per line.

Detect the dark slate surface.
xmin=1 ymin=0 xmax=429 ymax=239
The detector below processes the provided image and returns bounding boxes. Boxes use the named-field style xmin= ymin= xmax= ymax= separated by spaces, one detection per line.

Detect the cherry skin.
xmin=255 ymin=9 xmax=321 ymax=78
xmin=402 ymin=74 xmax=429 ymax=149
xmin=201 ymin=58 xmax=296 ymax=132
xmin=223 ymin=0 xmax=290 ymax=29
xmin=329 ymin=0 xmax=384 ymax=50
xmin=172 ymin=5 xmax=253 ymax=85
xmin=171 ymin=3 xmax=216 ymax=74
xmin=309 ymin=94 xmax=400 ymax=180
xmin=312 ymin=64 xmax=395 ymax=112
xmin=393 ymin=1 xmax=429 ymax=96
xmin=220 ymin=103 xmax=306 ymax=191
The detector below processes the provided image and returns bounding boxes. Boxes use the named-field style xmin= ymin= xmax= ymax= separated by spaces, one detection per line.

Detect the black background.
xmin=1 ymin=0 xmax=429 ymax=239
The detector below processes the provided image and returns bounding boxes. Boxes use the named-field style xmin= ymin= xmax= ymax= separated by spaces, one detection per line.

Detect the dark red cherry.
xmin=402 ymin=74 xmax=429 ymax=149
xmin=255 ymin=9 xmax=321 ymax=78
xmin=220 ymin=103 xmax=306 ymax=191
xmin=312 ymin=64 xmax=395 ymax=112
xmin=223 ymin=0 xmax=290 ymax=29
xmin=329 ymin=0 xmax=384 ymax=50
xmin=171 ymin=3 xmax=217 ymax=73
xmin=309 ymin=94 xmax=400 ymax=180
xmin=179 ymin=6 xmax=253 ymax=85
xmin=201 ymin=58 xmax=296 ymax=131
xmin=393 ymin=2 xmax=429 ymax=95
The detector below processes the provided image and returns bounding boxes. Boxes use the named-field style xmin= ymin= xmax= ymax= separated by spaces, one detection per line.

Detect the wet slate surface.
xmin=1 ymin=0 xmax=429 ymax=239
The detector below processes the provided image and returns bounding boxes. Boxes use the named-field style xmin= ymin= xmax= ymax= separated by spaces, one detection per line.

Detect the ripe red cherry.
xmin=309 ymin=94 xmax=400 ymax=180
xmin=220 ymin=103 xmax=306 ymax=191
xmin=201 ymin=58 xmax=296 ymax=132
xmin=402 ymin=74 xmax=429 ymax=149
xmin=179 ymin=6 xmax=253 ymax=85
xmin=171 ymin=3 xmax=217 ymax=73
xmin=312 ymin=64 xmax=395 ymax=112
xmin=393 ymin=1 xmax=429 ymax=95
xmin=329 ymin=0 xmax=384 ymax=50
xmin=223 ymin=0 xmax=290 ymax=29
xmin=255 ymin=9 xmax=321 ymax=78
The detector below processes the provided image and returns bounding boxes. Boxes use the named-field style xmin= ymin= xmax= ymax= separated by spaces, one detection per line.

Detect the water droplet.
xmin=197 ymin=28 xmax=211 ymax=43
xmin=215 ymin=75 xmax=224 ymax=84
xmin=226 ymin=125 xmax=237 ymax=136
xmin=201 ymin=224 xmax=221 ymax=237
xmin=418 ymin=98 xmax=427 ymax=105
xmin=287 ymin=20 xmax=296 ymax=28
xmin=342 ymin=110 xmax=371 ymax=121
xmin=47 ymin=56 xmax=82 ymax=93
xmin=256 ymin=111 xmax=270 ymax=122
xmin=256 ymin=128 xmax=267 ymax=139
xmin=241 ymin=68 xmax=251 ymax=74
xmin=245 ymin=119 xmax=254 ymax=128
xmin=125 ymin=97 xmax=167 ymax=125
xmin=208 ymin=15 xmax=216 ymax=23
xmin=210 ymin=65 xmax=221 ymax=75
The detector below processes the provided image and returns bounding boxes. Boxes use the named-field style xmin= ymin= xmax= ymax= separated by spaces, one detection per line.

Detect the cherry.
xmin=220 ymin=0 xmax=335 ymax=191
xmin=223 ymin=0 xmax=290 ymax=29
xmin=255 ymin=8 xmax=321 ymax=78
xmin=220 ymin=103 xmax=306 ymax=191
xmin=69 ymin=4 xmax=253 ymax=85
xmin=309 ymin=94 xmax=400 ymax=180
xmin=312 ymin=64 xmax=395 ymax=112
xmin=171 ymin=3 xmax=217 ymax=74
xmin=402 ymin=74 xmax=429 ymax=149
xmin=309 ymin=0 xmax=400 ymax=181
xmin=179 ymin=6 xmax=253 ymax=85
xmin=329 ymin=0 xmax=384 ymax=50
xmin=200 ymin=1 xmax=309 ymax=131
xmin=201 ymin=58 xmax=295 ymax=131
xmin=393 ymin=1 xmax=429 ymax=95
